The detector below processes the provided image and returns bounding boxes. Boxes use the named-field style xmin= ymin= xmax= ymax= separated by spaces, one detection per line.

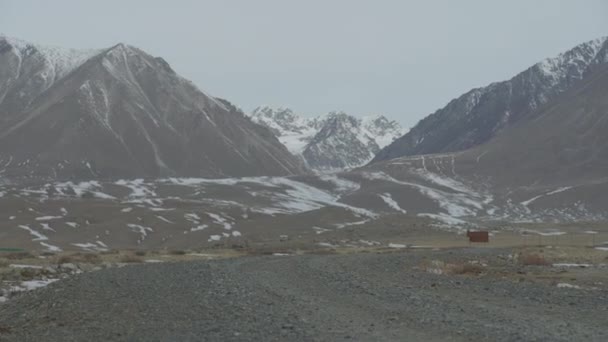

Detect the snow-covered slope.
xmin=250 ymin=106 xmax=404 ymax=171
xmin=373 ymin=36 xmax=608 ymax=163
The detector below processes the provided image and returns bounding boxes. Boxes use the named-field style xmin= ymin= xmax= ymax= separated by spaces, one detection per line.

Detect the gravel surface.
xmin=0 ymin=249 xmax=607 ymax=341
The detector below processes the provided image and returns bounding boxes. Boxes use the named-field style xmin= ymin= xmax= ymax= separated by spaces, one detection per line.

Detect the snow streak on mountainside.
xmin=373 ymin=36 xmax=608 ymax=163
xmin=0 ymin=36 xmax=306 ymax=180
xmin=250 ymin=106 xmax=404 ymax=172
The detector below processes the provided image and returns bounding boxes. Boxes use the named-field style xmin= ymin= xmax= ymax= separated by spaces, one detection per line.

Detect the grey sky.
xmin=1 ymin=0 xmax=607 ymax=128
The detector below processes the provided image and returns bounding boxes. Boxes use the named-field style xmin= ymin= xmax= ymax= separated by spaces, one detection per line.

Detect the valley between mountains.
xmin=1 ymin=33 xmax=608 ymax=341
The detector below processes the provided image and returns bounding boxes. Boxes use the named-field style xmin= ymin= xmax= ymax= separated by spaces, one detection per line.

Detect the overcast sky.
xmin=1 ymin=0 xmax=607 ymax=128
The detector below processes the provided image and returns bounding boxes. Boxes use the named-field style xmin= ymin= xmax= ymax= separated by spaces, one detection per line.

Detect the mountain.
xmin=456 ymin=61 xmax=608 ymax=189
xmin=3 ymin=57 xmax=608 ymax=254
xmin=0 ymin=36 xmax=306 ymax=180
xmin=360 ymin=57 xmax=608 ymax=223
xmin=250 ymin=106 xmax=404 ymax=171
xmin=373 ymin=37 xmax=608 ymax=163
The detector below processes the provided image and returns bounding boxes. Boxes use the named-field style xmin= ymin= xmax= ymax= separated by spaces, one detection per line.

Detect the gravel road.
xmin=1 ymin=249 xmax=606 ymax=341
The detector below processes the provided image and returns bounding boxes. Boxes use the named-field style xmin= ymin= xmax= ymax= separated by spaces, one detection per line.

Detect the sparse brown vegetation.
xmin=56 ymin=253 xmax=102 ymax=265
xmin=135 ymin=250 xmax=146 ymax=256
xmin=0 ymin=258 xmax=8 ymax=268
xmin=168 ymin=250 xmax=187 ymax=255
xmin=56 ymin=255 xmax=73 ymax=264
xmin=448 ymin=262 xmax=485 ymax=275
xmin=420 ymin=259 xmax=485 ymax=276
xmin=520 ymin=253 xmax=549 ymax=266
xmin=19 ymin=268 xmax=38 ymax=280
xmin=3 ymin=252 xmax=35 ymax=260
xmin=519 ymin=253 xmax=549 ymax=266
xmin=119 ymin=254 xmax=143 ymax=263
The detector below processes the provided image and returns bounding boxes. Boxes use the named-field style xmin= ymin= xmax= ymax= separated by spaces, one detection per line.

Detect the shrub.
xmin=20 ymin=268 xmax=39 ymax=280
xmin=119 ymin=254 xmax=143 ymax=263
xmin=449 ymin=263 xmax=485 ymax=275
xmin=56 ymin=253 xmax=102 ymax=265
xmin=77 ymin=253 xmax=102 ymax=264
xmin=4 ymin=252 xmax=35 ymax=260
xmin=56 ymin=255 xmax=74 ymax=264
xmin=135 ymin=250 xmax=146 ymax=256
xmin=520 ymin=253 xmax=548 ymax=266
xmin=168 ymin=250 xmax=186 ymax=256
xmin=420 ymin=260 xmax=485 ymax=275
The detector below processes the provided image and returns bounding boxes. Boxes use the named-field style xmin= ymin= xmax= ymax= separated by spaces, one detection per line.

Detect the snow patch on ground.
xmin=127 ymin=224 xmax=153 ymax=244
xmin=9 ymin=264 xmax=43 ymax=269
xmin=35 ymin=216 xmax=62 ymax=221
xmin=363 ymin=171 xmax=485 ymax=219
xmin=318 ymin=174 xmax=361 ymax=193
xmin=72 ymin=242 xmax=108 ymax=252
xmin=190 ymin=225 xmax=208 ymax=232
xmin=40 ymin=242 xmax=62 ymax=252
xmin=521 ymin=187 xmax=573 ymax=206
xmin=334 ymin=220 xmax=369 ymax=229
xmin=418 ymin=213 xmax=467 ymax=227
xmin=378 ymin=193 xmax=407 ymax=214
xmin=312 ymin=226 xmax=331 ymax=234
xmin=208 ymin=235 xmax=222 ymax=242
xmin=155 ymin=215 xmax=174 ymax=224
xmin=51 ymin=181 xmax=115 ymax=199
xmin=18 ymin=225 xmax=48 ymax=241
xmin=10 ymin=279 xmax=59 ymax=292
xmin=207 ymin=213 xmax=233 ymax=230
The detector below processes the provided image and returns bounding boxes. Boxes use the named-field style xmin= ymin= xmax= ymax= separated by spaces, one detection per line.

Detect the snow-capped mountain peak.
xmin=373 ymin=36 xmax=608 ymax=163
xmin=535 ymin=36 xmax=608 ymax=89
xmin=0 ymin=35 xmax=102 ymax=83
xmin=249 ymin=106 xmax=405 ymax=171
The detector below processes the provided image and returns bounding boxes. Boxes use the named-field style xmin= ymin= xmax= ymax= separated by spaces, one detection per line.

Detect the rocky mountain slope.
xmin=0 ymin=36 xmax=306 ymax=180
xmin=3 ymin=62 xmax=608 ymax=252
xmin=250 ymin=106 xmax=403 ymax=171
xmin=1 ymin=37 xmax=608 ymax=254
xmin=364 ymin=61 xmax=608 ymax=223
xmin=373 ymin=37 xmax=608 ymax=162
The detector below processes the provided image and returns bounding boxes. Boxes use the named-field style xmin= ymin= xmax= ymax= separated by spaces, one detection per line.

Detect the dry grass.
xmin=119 ymin=254 xmax=143 ymax=263
xmin=3 ymin=252 xmax=35 ymax=260
xmin=0 ymin=258 xmax=9 ymax=268
xmin=56 ymin=253 xmax=102 ymax=265
xmin=19 ymin=268 xmax=39 ymax=280
xmin=168 ymin=250 xmax=186 ymax=256
xmin=134 ymin=250 xmax=146 ymax=256
xmin=448 ymin=263 xmax=485 ymax=275
xmin=420 ymin=259 xmax=486 ymax=276
xmin=520 ymin=253 xmax=549 ymax=266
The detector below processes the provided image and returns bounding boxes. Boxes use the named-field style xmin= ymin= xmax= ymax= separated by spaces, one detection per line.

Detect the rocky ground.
xmin=0 ymin=247 xmax=607 ymax=341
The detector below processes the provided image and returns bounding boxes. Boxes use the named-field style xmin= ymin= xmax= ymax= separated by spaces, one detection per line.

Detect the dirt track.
xmin=1 ymin=249 xmax=607 ymax=341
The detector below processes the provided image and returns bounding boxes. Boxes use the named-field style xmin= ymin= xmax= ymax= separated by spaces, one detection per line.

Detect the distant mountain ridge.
xmin=250 ymin=106 xmax=404 ymax=171
xmin=0 ymin=36 xmax=306 ymax=180
xmin=373 ymin=36 xmax=608 ymax=163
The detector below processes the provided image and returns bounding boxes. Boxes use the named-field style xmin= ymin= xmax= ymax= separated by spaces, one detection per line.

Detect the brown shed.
xmin=467 ymin=230 xmax=489 ymax=243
